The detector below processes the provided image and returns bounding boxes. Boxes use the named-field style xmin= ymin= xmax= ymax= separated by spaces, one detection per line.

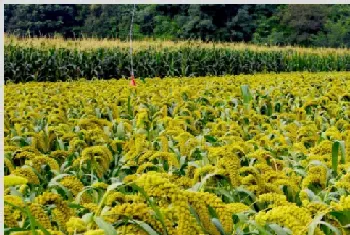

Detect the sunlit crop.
xmin=4 ymin=72 xmax=350 ymax=235
xmin=6 ymin=35 xmax=350 ymax=54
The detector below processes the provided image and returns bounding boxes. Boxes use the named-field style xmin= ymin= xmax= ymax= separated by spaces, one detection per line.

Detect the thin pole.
xmin=129 ymin=4 xmax=136 ymax=78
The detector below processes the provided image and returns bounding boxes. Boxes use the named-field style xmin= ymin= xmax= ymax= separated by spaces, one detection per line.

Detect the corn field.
xmin=5 ymin=37 xmax=350 ymax=83
xmin=4 ymin=72 xmax=350 ymax=235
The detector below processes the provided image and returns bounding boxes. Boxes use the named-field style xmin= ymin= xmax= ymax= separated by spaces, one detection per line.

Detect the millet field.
xmin=4 ymin=37 xmax=350 ymax=235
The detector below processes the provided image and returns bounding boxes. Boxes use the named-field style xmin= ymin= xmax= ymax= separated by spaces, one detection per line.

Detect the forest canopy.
xmin=5 ymin=4 xmax=350 ymax=47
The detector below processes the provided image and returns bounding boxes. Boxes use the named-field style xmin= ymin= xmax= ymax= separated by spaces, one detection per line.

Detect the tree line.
xmin=5 ymin=4 xmax=350 ymax=47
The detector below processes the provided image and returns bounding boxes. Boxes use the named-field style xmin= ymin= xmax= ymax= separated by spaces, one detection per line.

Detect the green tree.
xmin=83 ymin=5 xmax=136 ymax=39
xmin=253 ymin=5 xmax=329 ymax=46
xmin=5 ymin=4 xmax=85 ymax=37
xmin=5 ymin=4 xmax=349 ymax=48
xmin=312 ymin=5 xmax=350 ymax=47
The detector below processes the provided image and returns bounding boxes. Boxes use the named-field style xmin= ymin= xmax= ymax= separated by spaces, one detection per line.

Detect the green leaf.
xmin=107 ymin=182 xmax=124 ymax=192
xmin=212 ymin=218 xmax=227 ymax=235
xmin=232 ymin=214 xmax=239 ymax=224
xmin=107 ymin=107 xmax=114 ymax=122
xmin=240 ymin=85 xmax=252 ymax=104
xmin=338 ymin=141 xmax=346 ymax=164
xmin=207 ymin=205 xmax=219 ymax=219
xmin=116 ymin=122 xmax=125 ymax=139
xmin=332 ymin=141 xmax=341 ymax=175
xmin=330 ymin=211 xmax=350 ymax=226
xmin=4 ymin=227 xmax=29 ymax=235
xmin=308 ymin=214 xmax=330 ymax=235
xmin=204 ymin=135 xmax=217 ymax=143
xmin=81 ymin=212 xmax=94 ymax=224
xmin=300 ymin=189 xmax=316 ymax=203
xmin=131 ymin=220 xmax=160 ymax=235
xmin=68 ymin=202 xmax=85 ymax=209
xmin=82 ymin=212 xmax=94 ymax=224
xmin=318 ymin=221 xmax=341 ymax=235
xmin=235 ymin=186 xmax=256 ymax=201
xmin=48 ymin=182 xmax=73 ymax=201
xmin=332 ymin=141 xmax=339 ymax=167
xmin=248 ymin=220 xmax=273 ymax=235
xmin=266 ymin=102 xmax=273 ymax=116
xmin=189 ymin=173 xmax=216 ymax=192
xmin=11 ymin=136 xmax=26 ymax=142
xmin=269 ymin=224 xmax=292 ymax=235
xmin=57 ymin=139 xmax=65 ymax=150
xmin=94 ymin=216 xmax=118 ymax=235
xmin=127 ymin=96 xmax=132 ymax=119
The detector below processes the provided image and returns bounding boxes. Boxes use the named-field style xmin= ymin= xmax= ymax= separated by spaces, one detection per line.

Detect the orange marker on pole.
xmin=130 ymin=74 xmax=136 ymax=86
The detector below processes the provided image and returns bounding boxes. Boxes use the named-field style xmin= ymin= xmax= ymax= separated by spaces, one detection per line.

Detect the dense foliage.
xmin=5 ymin=4 xmax=350 ymax=47
xmin=5 ymin=37 xmax=350 ymax=83
xmin=4 ymin=72 xmax=350 ymax=234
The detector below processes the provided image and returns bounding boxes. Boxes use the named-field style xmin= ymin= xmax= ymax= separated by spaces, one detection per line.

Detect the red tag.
xmin=130 ymin=75 xmax=136 ymax=86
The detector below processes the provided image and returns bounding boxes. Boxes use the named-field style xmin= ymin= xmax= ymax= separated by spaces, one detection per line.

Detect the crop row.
xmin=5 ymin=42 xmax=350 ymax=82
